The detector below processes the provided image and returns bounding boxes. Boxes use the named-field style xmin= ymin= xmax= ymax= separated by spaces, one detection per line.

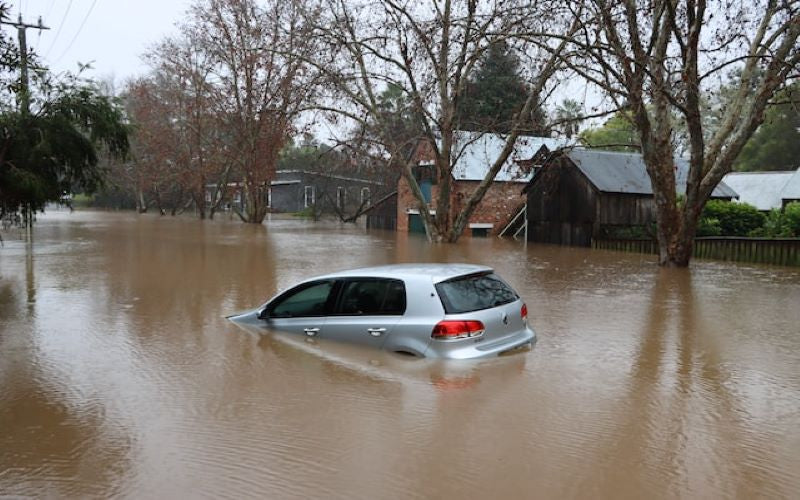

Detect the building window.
xmin=304 ymin=186 xmax=315 ymax=208
xmin=361 ymin=187 xmax=371 ymax=205
xmin=266 ymin=187 xmax=272 ymax=208
xmin=337 ymin=186 xmax=345 ymax=209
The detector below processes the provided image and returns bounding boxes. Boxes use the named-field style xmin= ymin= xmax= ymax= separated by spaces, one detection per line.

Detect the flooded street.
xmin=1 ymin=210 xmax=799 ymax=499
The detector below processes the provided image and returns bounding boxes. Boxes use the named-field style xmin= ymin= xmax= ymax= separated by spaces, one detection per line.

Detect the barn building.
xmin=523 ymin=149 xmax=738 ymax=246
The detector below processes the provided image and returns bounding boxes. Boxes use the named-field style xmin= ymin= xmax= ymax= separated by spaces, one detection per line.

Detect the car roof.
xmin=313 ymin=263 xmax=493 ymax=284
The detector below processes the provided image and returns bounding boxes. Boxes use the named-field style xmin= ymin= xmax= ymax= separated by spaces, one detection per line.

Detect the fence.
xmin=592 ymin=237 xmax=800 ymax=267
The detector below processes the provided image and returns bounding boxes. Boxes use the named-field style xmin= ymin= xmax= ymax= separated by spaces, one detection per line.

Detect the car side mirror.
xmin=258 ymin=308 xmax=269 ymax=320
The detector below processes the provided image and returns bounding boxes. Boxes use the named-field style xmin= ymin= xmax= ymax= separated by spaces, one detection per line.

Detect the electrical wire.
xmin=53 ymin=0 xmax=98 ymax=64
xmin=44 ymin=0 xmax=57 ymax=21
xmin=45 ymin=0 xmax=74 ymax=58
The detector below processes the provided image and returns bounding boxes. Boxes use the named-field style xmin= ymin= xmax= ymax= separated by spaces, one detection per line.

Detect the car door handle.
xmin=304 ymin=328 xmax=320 ymax=337
xmin=367 ymin=328 xmax=386 ymax=337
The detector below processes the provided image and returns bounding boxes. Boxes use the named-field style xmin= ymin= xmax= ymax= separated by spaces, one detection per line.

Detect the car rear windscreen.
xmin=435 ymin=272 xmax=519 ymax=314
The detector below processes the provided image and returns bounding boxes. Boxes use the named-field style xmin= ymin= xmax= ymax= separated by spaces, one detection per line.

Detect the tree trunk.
xmin=243 ymin=183 xmax=268 ymax=224
xmin=137 ymin=189 xmax=147 ymax=214
xmin=195 ymin=193 xmax=207 ymax=220
xmin=655 ymin=200 xmax=704 ymax=267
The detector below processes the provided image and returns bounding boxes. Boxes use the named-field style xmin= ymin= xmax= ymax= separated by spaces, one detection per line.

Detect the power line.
xmin=53 ymin=0 xmax=99 ymax=64
xmin=0 ymin=15 xmax=51 ymax=113
xmin=44 ymin=0 xmax=57 ymax=21
xmin=45 ymin=0 xmax=74 ymax=58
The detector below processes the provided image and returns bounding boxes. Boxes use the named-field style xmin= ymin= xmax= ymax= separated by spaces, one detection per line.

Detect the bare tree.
xmin=146 ymin=28 xmax=231 ymax=220
xmin=124 ymin=76 xmax=189 ymax=215
xmin=307 ymin=0 xmax=579 ymax=242
xmin=192 ymin=0 xmax=319 ymax=224
xmin=568 ymin=0 xmax=800 ymax=266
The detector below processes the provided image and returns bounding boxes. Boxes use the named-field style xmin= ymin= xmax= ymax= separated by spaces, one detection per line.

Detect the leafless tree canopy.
xmin=567 ymin=0 xmax=799 ymax=265
xmin=307 ymin=0 xmax=580 ymax=242
xmin=121 ymin=0 xmax=320 ymax=222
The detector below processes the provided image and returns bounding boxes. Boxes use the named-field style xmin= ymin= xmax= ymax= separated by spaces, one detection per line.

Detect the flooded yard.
xmin=1 ymin=210 xmax=799 ymax=499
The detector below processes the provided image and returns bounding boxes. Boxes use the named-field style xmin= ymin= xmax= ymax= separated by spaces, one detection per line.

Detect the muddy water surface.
xmin=1 ymin=210 xmax=799 ymax=499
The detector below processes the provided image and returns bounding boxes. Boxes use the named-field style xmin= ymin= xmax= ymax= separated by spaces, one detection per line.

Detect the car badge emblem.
xmin=502 ymin=313 xmax=509 ymax=325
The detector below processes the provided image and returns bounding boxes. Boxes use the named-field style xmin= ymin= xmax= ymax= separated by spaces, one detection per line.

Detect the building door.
xmin=408 ymin=214 xmax=426 ymax=234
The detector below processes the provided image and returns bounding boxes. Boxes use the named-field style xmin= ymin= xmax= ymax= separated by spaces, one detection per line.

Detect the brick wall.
xmin=396 ymin=175 xmax=526 ymax=237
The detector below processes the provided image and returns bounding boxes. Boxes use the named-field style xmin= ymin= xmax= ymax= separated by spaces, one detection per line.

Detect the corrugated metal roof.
xmin=722 ymin=171 xmax=795 ymax=210
xmin=780 ymin=168 xmax=800 ymax=201
xmin=447 ymin=131 xmax=571 ymax=183
xmin=566 ymin=149 xmax=738 ymax=198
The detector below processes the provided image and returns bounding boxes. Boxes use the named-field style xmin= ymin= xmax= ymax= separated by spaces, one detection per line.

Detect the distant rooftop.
xmin=427 ymin=131 xmax=573 ymax=183
xmin=722 ymin=171 xmax=796 ymax=210
xmin=780 ymin=168 xmax=800 ymax=201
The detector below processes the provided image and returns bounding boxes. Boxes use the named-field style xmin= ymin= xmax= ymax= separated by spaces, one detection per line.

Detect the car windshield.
xmin=435 ymin=272 xmax=518 ymax=314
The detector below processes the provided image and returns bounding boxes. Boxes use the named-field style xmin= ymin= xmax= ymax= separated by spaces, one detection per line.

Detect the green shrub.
xmin=784 ymin=202 xmax=800 ymax=237
xmin=599 ymin=224 xmax=655 ymax=239
xmin=292 ymin=206 xmax=315 ymax=218
xmin=701 ymin=200 xmax=766 ymax=236
xmin=696 ymin=217 xmax=722 ymax=236
xmin=748 ymin=204 xmax=800 ymax=238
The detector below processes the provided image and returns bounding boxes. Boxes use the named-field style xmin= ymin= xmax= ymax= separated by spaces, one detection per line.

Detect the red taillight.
xmin=431 ymin=320 xmax=485 ymax=340
xmin=521 ymin=303 xmax=528 ymax=322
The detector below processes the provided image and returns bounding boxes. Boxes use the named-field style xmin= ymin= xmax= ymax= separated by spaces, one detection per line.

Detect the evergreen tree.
xmin=0 ymin=5 xmax=128 ymax=223
xmin=456 ymin=41 xmax=546 ymax=134
xmin=734 ymin=84 xmax=799 ymax=171
xmin=0 ymin=77 xmax=129 ymax=219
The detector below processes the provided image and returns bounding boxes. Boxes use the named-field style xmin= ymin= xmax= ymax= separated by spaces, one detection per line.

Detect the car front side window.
xmin=270 ymin=281 xmax=333 ymax=318
xmin=335 ymin=279 xmax=406 ymax=316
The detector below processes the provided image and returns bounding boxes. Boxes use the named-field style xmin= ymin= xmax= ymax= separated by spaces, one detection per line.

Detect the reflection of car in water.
xmin=228 ymin=263 xmax=536 ymax=359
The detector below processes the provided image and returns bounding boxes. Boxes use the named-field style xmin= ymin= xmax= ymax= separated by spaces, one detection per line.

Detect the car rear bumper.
xmin=423 ymin=327 xmax=536 ymax=360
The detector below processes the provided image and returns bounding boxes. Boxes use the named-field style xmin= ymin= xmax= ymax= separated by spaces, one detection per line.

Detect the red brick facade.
xmin=396 ymin=173 xmax=526 ymax=237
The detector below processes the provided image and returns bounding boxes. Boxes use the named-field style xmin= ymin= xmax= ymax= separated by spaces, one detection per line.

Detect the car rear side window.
xmin=435 ymin=272 xmax=518 ymax=314
xmin=335 ymin=279 xmax=406 ymax=316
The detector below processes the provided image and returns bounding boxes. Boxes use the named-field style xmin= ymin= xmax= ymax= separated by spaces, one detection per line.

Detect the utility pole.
xmin=0 ymin=15 xmax=50 ymax=115
xmin=0 ymin=15 xmax=49 ymax=236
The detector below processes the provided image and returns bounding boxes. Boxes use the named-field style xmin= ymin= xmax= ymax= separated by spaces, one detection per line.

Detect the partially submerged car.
xmin=228 ymin=263 xmax=535 ymax=359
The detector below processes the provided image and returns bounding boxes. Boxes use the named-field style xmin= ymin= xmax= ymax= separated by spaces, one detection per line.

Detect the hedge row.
xmin=698 ymin=200 xmax=800 ymax=238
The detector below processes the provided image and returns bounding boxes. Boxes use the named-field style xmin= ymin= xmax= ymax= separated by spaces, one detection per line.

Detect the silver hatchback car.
xmin=228 ymin=263 xmax=535 ymax=359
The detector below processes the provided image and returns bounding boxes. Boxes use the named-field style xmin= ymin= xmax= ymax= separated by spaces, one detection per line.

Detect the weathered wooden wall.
xmin=592 ymin=237 xmax=800 ymax=267
xmin=526 ymin=158 xmax=597 ymax=246
xmin=597 ymin=193 xmax=655 ymax=226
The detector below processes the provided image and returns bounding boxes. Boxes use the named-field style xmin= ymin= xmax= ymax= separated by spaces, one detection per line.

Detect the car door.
xmin=263 ymin=280 xmax=335 ymax=337
xmin=320 ymin=278 xmax=406 ymax=349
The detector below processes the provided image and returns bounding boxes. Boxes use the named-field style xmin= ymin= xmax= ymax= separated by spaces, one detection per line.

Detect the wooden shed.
xmin=523 ymin=149 xmax=738 ymax=246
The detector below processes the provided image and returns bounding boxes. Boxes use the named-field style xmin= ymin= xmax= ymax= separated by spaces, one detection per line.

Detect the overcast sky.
xmin=3 ymin=0 xmax=192 ymax=82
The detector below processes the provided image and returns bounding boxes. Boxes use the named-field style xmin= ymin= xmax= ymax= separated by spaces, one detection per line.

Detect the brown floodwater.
xmin=1 ymin=210 xmax=799 ymax=499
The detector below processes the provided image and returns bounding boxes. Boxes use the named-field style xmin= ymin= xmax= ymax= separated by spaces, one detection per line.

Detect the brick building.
xmin=397 ymin=132 xmax=568 ymax=237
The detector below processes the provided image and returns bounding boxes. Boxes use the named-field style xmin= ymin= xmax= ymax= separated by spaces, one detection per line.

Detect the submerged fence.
xmin=592 ymin=237 xmax=800 ymax=267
